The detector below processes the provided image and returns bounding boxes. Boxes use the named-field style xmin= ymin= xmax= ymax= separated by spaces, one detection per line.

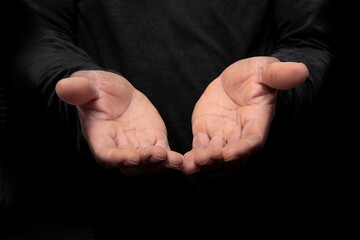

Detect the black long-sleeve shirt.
xmin=16 ymin=0 xmax=333 ymax=152
xmin=2 ymin=0 xmax=334 ymax=236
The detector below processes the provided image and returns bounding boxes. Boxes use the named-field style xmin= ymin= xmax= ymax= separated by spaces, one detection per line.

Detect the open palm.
xmin=183 ymin=57 xmax=308 ymax=174
xmin=56 ymin=70 xmax=183 ymax=175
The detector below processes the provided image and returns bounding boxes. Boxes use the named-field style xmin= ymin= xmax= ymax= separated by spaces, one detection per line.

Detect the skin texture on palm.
xmin=183 ymin=57 xmax=308 ymax=174
xmin=55 ymin=57 xmax=308 ymax=175
xmin=55 ymin=71 xmax=183 ymax=176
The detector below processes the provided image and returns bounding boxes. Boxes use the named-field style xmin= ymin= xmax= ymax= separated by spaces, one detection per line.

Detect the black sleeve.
xmin=270 ymin=0 xmax=334 ymax=124
xmin=13 ymin=0 xmax=102 ymax=140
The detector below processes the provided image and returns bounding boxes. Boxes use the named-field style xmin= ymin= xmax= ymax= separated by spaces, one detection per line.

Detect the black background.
xmin=0 ymin=0 xmax=356 ymax=239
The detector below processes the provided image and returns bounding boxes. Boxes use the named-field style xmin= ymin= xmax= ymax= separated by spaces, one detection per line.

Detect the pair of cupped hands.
xmin=56 ymin=57 xmax=308 ymax=175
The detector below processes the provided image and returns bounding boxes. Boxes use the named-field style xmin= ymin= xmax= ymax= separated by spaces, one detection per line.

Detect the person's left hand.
xmin=183 ymin=57 xmax=308 ymax=174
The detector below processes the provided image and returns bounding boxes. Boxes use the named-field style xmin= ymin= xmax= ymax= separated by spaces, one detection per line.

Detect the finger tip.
xmin=182 ymin=157 xmax=199 ymax=175
xmin=223 ymin=156 xmax=238 ymax=162
xmin=119 ymin=149 xmax=141 ymax=166
xmin=195 ymin=158 xmax=214 ymax=166
xmin=148 ymin=156 xmax=167 ymax=163
xmin=291 ymin=62 xmax=309 ymax=84
xmin=173 ymin=155 xmax=184 ymax=167
xmin=165 ymin=163 xmax=182 ymax=171
xmin=297 ymin=62 xmax=309 ymax=74
xmin=222 ymin=148 xmax=238 ymax=162
xmin=166 ymin=154 xmax=184 ymax=169
xmin=56 ymin=77 xmax=97 ymax=105
xmin=194 ymin=148 xmax=222 ymax=165
xmin=123 ymin=160 xmax=140 ymax=167
xmin=55 ymin=79 xmax=69 ymax=101
xmin=265 ymin=62 xmax=309 ymax=90
xmin=182 ymin=168 xmax=199 ymax=175
xmin=139 ymin=146 xmax=165 ymax=162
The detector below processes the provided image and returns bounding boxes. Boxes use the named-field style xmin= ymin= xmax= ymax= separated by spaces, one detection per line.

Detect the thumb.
xmin=262 ymin=62 xmax=309 ymax=90
xmin=55 ymin=77 xmax=98 ymax=106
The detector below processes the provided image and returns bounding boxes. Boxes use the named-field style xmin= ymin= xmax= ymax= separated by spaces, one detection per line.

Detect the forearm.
xmin=11 ymin=2 xmax=102 ymax=141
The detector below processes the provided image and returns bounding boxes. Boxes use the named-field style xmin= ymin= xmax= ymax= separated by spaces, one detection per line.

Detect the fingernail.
xmin=165 ymin=163 xmax=182 ymax=170
xmin=123 ymin=160 xmax=139 ymax=166
xmin=197 ymin=159 xmax=210 ymax=166
xmin=151 ymin=156 xmax=166 ymax=163
xmin=223 ymin=155 xmax=238 ymax=162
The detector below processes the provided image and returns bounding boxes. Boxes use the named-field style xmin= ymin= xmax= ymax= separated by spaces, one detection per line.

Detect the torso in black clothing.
xmin=75 ymin=0 xmax=274 ymax=153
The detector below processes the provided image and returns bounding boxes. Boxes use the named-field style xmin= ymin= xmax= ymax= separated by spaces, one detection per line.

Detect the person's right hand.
xmin=55 ymin=70 xmax=183 ymax=175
